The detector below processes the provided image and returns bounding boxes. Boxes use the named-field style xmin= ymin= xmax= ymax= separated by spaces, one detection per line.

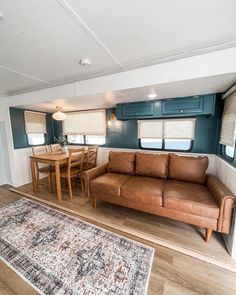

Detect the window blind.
xmin=63 ymin=109 xmax=106 ymax=136
xmin=138 ymin=119 xmax=196 ymax=139
xmin=24 ymin=111 xmax=46 ymax=134
xmin=220 ymin=91 xmax=236 ymax=147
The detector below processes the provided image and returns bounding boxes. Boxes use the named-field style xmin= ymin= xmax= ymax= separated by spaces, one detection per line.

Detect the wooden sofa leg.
xmin=93 ymin=198 xmax=97 ymax=209
xmin=205 ymin=228 xmax=213 ymax=243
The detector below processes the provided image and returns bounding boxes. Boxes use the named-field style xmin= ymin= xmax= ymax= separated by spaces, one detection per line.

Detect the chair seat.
xmin=163 ymin=180 xmax=219 ymax=219
xmin=121 ymin=176 xmax=164 ymax=206
xmin=60 ymin=167 xmax=81 ymax=178
xmin=90 ymin=173 xmax=132 ymax=197
xmin=38 ymin=165 xmax=53 ymax=173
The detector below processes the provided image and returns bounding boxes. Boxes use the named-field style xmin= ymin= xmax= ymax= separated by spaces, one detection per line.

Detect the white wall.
xmin=215 ymin=156 xmax=236 ymax=258
xmin=0 ymin=121 xmax=10 ymax=185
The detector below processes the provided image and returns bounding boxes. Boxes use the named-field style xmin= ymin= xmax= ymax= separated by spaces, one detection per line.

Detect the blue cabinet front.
xmin=117 ymin=101 xmax=155 ymax=119
xmin=117 ymin=94 xmax=216 ymax=120
xmin=162 ymin=96 xmax=204 ymax=115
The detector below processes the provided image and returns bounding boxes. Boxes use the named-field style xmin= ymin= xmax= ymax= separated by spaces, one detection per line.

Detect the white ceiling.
xmin=18 ymin=73 xmax=236 ymax=113
xmin=1 ymin=0 xmax=236 ymax=96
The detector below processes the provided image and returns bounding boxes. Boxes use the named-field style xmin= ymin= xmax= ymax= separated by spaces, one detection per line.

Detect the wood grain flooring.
xmin=14 ymin=180 xmax=236 ymax=271
xmin=0 ymin=185 xmax=236 ymax=295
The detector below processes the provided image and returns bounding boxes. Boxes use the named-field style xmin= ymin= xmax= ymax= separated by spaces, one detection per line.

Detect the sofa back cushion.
xmin=169 ymin=153 xmax=209 ymax=184
xmin=135 ymin=153 xmax=169 ymax=179
xmin=107 ymin=151 xmax=136 ymax=175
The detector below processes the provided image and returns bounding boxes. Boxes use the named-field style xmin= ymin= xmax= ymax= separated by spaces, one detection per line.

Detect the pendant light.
xmin=52 ymin=106 xmax=67 ymax=121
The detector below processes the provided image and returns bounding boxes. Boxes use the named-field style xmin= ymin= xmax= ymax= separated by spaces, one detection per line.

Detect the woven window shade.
xmin=220 ymin=91 xmax=236 ymax=147
xmin=24 ymin=111 xmax=46 ymax=134
xmin=138 ymin=120 xmax=163 ymax=138
xmin=164 ymin=119 xmax=196 ymax=139
xmin=138 ymin=119 xmax=196 ymax=139
xmin=63 ymin=109 xmax=106 ymax=135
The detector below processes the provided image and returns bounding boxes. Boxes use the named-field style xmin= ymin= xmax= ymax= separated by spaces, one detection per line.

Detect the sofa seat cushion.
xmin=121 ymin=176 xmax=164 ymax=206
xmin=90 ymin=173 xmax=132 ymax=197
xmin=135 ymin=153 xmax=169 ymax=179
xmin=163 ymin=180 xmax=219 ymax=219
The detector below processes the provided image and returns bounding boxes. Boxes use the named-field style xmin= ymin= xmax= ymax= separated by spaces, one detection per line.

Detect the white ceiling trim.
xmin=0 ymin=65 xmax=50 ymax=84
xmin=121 ymin=40 xmax=236 ymax=70
xmin=56 ymin=0 xmax=123 ymax=68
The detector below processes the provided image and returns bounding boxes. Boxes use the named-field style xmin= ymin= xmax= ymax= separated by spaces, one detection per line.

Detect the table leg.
xmin=55 ymin=161 xmax=62 ymax=201
xmin=30 ymin=158 xmax=36 ymax=193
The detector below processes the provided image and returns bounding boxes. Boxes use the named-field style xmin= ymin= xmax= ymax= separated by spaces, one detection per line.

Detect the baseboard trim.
xmin=10 ymin=188 xmax=236 ymax=273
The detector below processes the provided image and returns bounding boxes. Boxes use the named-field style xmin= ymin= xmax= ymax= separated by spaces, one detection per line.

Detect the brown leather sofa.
xmin=83 ymin=151 xmax=236 ymax=242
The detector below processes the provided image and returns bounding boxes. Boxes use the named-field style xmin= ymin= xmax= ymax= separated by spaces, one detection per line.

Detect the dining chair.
xmin=32 ymin=145 xmax=53 ymax=192
xmin=60 ymin=148 xmax=85 ymax=199
xmin=83 ymin=145 xmax=98 ymax=170
xmin=50 ymin=143 xmax=62 ymax=152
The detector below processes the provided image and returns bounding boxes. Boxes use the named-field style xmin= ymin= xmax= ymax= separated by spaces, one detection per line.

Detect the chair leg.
xmin=48 ymin=172 xmax=52 ymax=193
xmin=205 ymin=228 xmax=213 ymax=243
xmin=80 ymin=173 xmax=84 ymax=197
xmin=67 ymin=177 xmax=73 ymax=199
xmin=36 ymin=170 xmax=40 ymax=191
xmin=93 ymin=197 xmax=97 ymax=209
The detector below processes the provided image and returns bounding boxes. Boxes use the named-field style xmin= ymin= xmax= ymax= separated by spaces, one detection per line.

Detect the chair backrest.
xmin=32 ymin=145 xmax=49 ymax=155
xmin=50 ymin=144 xmax=61 ymax=152
xmin=67 ymin=148 xmax=85 ymax=174
xmin=85 ymin=146 xmax=98 ymax=170
xmin=32 ymin=145 xmax=50 ymax=169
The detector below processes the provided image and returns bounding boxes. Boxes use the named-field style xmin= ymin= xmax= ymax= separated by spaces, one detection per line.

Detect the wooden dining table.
xmin=29 ymin=149 xmax=87 ymax=201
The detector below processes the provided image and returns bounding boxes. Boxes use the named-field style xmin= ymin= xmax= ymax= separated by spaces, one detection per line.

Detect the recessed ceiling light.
xmin=148 ymin=93 xmax=157 ymax=99
xmin=79 ymin=58 xmax=92 ymax=67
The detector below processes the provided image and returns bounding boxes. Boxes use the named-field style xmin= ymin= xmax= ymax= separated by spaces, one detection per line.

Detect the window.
xmin=67 ymin=135 xmax=84 ymax=144
xmin=64 ymin=110 xmax=106 ymax=146
xmin=67 ymin=134 xmax=106 ymax=145
xmin=27 ymin=134 xmax=45 ymax=145
xmin=24 ymin=111 xmax=47 ymax=146
xmin=225 ymin=145 xmax=235 ymax=158
xmin=85 ymin=135 xmax=105 ymax=145
xmin=138 ymin=119 xmax=195 ymax=151
xmin=164 ymin=139 xmax=192 ymax=150
xmin=140 ymin=138 xmax=162 ymax=149
xmin=220 ymin=91 xmax=236 ymax=160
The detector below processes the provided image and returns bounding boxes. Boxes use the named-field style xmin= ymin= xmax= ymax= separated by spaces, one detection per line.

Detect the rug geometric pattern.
xmin=0 ymin=198 xmax=154 ymax=295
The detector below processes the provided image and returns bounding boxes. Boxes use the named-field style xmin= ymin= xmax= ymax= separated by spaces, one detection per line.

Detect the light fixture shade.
xmin=52 ymin=107 xmax=67 ymax=121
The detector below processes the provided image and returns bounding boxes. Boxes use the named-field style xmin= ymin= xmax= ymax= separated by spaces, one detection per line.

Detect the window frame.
xmin=67 ymin=134 xmax=106 ymax=146
xmin=139 ymin=138 xmax=194 ymax=152
xmin=221 ymin=144 xmax=235 ymax=162
xmin=27 ymin=133 xmax=46 ymax=146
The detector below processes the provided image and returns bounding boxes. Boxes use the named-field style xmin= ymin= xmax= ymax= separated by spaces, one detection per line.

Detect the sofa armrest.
xmin=207 ymin=174 xmax=236 ymax=233
xmin=83 ymin=164 xmax=107 ymax=197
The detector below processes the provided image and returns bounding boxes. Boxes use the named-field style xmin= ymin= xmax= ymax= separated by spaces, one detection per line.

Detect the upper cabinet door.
xmin=162 ymin=96 xmax=204 ymax=115
xmin=117 ymin=101 xmax=155 ymax=119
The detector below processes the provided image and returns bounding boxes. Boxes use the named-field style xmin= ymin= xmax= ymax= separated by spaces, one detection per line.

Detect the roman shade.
xmin=63 ymin=109 xmax=106 ymax=135
xmin=138 ymin=119 xmax=196 ymax=139
xmin=24 ymin=111 xmax=46 ymax=134
xmin=220 ymin=91 xmax=236 ymax=147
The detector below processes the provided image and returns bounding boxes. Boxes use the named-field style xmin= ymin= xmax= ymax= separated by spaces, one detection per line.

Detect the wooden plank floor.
xmin=15 ymin=180 xmax=236 ymax=269
xmin=1 ymin=185 xmax=236 ymax=294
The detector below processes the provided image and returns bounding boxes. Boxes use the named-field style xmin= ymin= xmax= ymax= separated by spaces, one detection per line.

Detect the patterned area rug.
xmin=0 ymin=198 xmax=154 ymax=295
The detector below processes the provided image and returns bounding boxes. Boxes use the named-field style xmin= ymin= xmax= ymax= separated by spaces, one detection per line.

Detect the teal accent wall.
xmin=10 ymin=93 xmax=223 ymax=155
xmin=10 ymin=108 xmax=55 ymax=149
xmin=105 ymin=95 xmax=222 ymax=154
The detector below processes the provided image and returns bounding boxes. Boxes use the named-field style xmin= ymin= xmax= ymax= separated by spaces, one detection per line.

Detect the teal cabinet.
xmin=162 ymin=96 xmax=204 ymax=115
xmin=117 ymin=101 xmax=155 ymax=119
xmin=117 ymin=94 xmax=216 ymax=120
